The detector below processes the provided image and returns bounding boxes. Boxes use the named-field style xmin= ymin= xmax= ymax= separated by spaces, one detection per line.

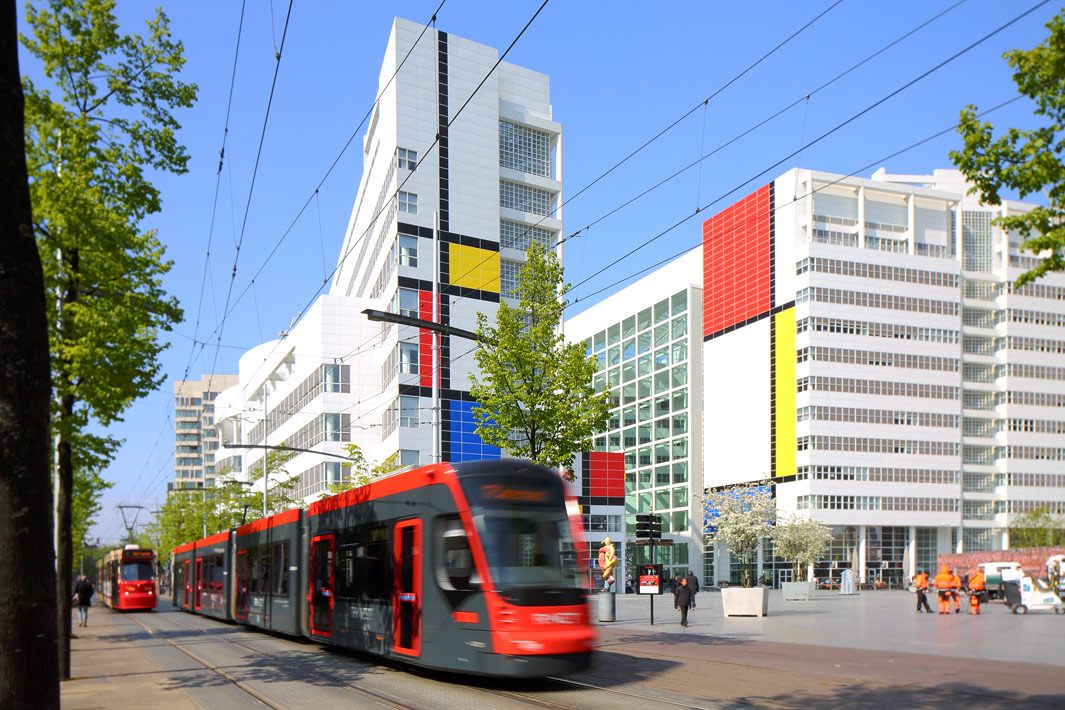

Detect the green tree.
xmin=469 ymin=243 xmax=609 ymax=473
xmin=146 ymin=449 xmax=299 ymax=567
xmin=1009 ymin=506 xmax=1065 ymax=548
xmin=950 ymin=9 xmax=1065 ymax=286
xmin=320 ymin=445 xmax=400 ymax=498
xmin=772 ymin=515 xmax=833 ymax=583
xmin=20 ymin=0 xmax=196 ymax=678
xmin=0 ymin=0 xmax=59 ymax=704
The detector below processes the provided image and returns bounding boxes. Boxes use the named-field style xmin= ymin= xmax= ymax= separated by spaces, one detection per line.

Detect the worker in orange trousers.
xmin=950 ymin=569 xmax=962 ymax=613
xmin=968 ymin=569 xmax=986 ymax=615
xmin=932 ymin=566 xmax=955 ymax=614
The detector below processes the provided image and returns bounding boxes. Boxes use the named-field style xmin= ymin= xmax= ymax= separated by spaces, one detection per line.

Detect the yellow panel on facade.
xmin=773 ymin=307 xmax=796 ymax=478
xmin=449 ymin=243 xmax=500 ymax=293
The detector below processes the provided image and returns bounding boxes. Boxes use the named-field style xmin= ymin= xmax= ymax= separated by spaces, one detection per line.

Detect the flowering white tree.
xmin=704 ymin=484 xmax=776 ymax=587
xmin=773 ymin=515 xmax=833 ymax=582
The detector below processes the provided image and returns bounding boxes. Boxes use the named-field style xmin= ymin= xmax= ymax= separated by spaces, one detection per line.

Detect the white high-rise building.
xmin=701 ymin=167 xmax=1065 ymax=586
xmin=213 ymin=18 xmax=562 ymax=502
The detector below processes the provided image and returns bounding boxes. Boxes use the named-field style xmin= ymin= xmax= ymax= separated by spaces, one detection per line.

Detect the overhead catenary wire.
xmin=570 ymin=94 xmax=1026 ymax=308
xmin=120 ymin=2 xmax=448 ymax=509
xmin=570 ymin=0 xmax=1050 ymax=298
xmin=184 ymin=0 xmax=555 ymax=440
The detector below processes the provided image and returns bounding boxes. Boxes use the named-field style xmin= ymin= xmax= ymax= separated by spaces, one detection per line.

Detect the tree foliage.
xmin=320 ymin=445 xmax=399 ymax=498
xmin=950 ymin=9 xmax=1065 ymax=286
xmin=469 ymin=243 xmax=609 ymax=473
xmin=703 ymin=483 xmax=776 ymax=587
xmin=772 ymin=515 xmax=833 ymax=582
xmin=146 ymin=450 xmax=297 ymax=567
xmin=1009 ymin=506 xmax=1065 ymax=548
xmin=20 ymin=0 xmax=195 ymax=676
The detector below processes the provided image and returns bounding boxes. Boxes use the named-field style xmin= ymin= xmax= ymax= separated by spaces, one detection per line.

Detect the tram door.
xmin=183 ymin=560 xmax=191 ymax=608
xmin=309 ymin=534 xmax=334 ymax=637
xmin=194 ymin=559 xmax=203 ymax=610
xmin=392 ymin=519 xmax=422 ymax=656
xmin=235 ymin=550 xmax=249 ymax=621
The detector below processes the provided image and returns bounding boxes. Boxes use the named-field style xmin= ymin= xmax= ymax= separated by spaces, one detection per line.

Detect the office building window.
xmin=399 ymin=191 xmax=418 ymax=214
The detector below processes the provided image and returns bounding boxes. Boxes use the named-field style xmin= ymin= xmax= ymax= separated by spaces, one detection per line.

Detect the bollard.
xmin=598 ymin=590 xmax=616 ymax=622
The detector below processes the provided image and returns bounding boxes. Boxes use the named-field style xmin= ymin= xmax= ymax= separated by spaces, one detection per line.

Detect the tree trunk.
xmin=54 ymin=249 xmax=77 ymax=681
xmin=55 ymin=395 xmax=74 ymax=681
xmin=0 ymin=0 xmax=60 ymax=705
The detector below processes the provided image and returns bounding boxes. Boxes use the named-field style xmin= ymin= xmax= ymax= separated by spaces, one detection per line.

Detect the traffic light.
xmin=634 ymin=513 xmax=662 ymax=539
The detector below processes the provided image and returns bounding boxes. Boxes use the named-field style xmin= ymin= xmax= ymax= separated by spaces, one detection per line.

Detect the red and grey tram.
xmin=97 ymin=545 xmax=158 ymax=610
xmin=171 ymin=459 xmax=594 ymax=677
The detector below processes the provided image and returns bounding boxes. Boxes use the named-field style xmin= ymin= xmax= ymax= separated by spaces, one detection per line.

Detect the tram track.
xmin=136 ymin=610 xmax=712 ymax=709
xmin=127 ymin=612 xmax=414 ymax=709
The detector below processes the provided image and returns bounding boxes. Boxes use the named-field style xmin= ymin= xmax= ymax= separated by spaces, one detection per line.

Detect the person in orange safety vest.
xmin=950 ymin=569 xmax=962 ymax=613
xmin=932 ymin=566 xmax=955 ymax=614
xmin=912 ymin=571 xmax=932 ymax=613
xmin=968 ymin=569 xmax=986 ymax=615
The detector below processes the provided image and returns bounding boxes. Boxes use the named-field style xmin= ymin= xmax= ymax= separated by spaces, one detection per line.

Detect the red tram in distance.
xmin=172 ymin=460 xmax=595 ymax=677
xmin=98 ymin=545 xmax=158 ymax=611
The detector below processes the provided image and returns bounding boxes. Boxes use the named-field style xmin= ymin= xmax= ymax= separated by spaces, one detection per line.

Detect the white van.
xmin=979 ymin=561 xmax=1022 ymax=599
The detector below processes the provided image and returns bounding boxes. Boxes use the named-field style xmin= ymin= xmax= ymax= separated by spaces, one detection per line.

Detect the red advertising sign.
xmin=638 ymin=564 xmax=662 ymax=595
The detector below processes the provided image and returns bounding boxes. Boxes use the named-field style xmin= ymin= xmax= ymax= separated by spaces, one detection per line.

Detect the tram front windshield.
xmin=121 ymin=561 xmax=154 ymax=581
xmin=473 ymin=509 xmax=582 ymax=590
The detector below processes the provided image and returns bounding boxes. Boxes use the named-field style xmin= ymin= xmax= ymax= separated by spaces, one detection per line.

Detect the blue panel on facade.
xmin=448 ymin=400 xmax=501 ymax=462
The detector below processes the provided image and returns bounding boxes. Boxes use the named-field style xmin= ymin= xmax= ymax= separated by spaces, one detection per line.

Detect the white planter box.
xmin=721 ymin=586 xmax=769 ymax=617
xmin=782 ymin=581 xmax=813 ymax=601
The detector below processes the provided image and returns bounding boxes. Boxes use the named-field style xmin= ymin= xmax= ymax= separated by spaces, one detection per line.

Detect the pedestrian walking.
xmin=932 ymin=565 xmax=954 ymax=614
xmin=671 ymin=573 xmax=681 ymax=594
xmin=685 ymin=570 xmax=700 ymax=609
xmin=950 ymin=569 xmax=962 ymax=614
xmin=968 ymin=568 xmax=986 ymax=615
xmin=73 ymin=575 xmax=94 ymax=627
xmin=912 ymin=570 xmax=933 ymax=613
xmin=674 ymin=576 xmax=693 ymax=627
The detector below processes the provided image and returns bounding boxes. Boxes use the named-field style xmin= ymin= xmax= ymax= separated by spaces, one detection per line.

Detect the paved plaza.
xmin=600 ymin=589 xmax=1064 ymax=666
xmin=62 ymin=592 xmax=1064 ymax=709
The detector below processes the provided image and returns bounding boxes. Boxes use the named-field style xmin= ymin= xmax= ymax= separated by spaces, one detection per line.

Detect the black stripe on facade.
xmin=436 ymin=31 xmax=451 ymax=391
xmin=439 ymin=231 xmax=500 ymax=252
xmin=398 ymin=222 xmax=434 ymax=239
xmin=398 ymin=384 xmax=478 ymax=403
xmin=397 ymin=276 xmax=434 ymax=292
xmin=768 ymin=181 xmax=777 ymax=480
xmin=769 ymin=181 xmax=776 ymax=308
xmin=702 ymin=301 xmax=796 ymax=342
xmin=770 ymin=301 xmax=777 ymax=480
xmin=440 ymin=284 xmax=500 ymax=303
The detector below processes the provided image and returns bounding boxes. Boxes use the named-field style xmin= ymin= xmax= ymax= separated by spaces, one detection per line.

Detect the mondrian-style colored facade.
xmin=329 ymin=18 xmax=562 ymax=470
xmin=212 ymin=19 xmax=561 ymax=501
xmin=701 ymin=167 xmax=1065 ymax=586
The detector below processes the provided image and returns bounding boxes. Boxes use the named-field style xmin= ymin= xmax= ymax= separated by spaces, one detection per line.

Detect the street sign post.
xmin=634 ymin=514 xmax=665 ymax=624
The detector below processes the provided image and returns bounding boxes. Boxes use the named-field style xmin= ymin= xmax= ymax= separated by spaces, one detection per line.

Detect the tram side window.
xmin=363 ymin=527 xmax=391 ymax=601
xmin=436 ymin=516 xmax=479 ymax=592
xmin=249 ymin=545 xmax=270 ymax=594
xmin=334 ymin=526 xmax=390 ymax=600
xmin=272 ymin=542 xmax=288 ymax=595
xmin=336 ymin=543 xmax=357 ymax=596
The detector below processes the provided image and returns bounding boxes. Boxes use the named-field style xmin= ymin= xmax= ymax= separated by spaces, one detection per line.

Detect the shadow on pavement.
xmin=730 ymin=682 xmax=1062 ymax=710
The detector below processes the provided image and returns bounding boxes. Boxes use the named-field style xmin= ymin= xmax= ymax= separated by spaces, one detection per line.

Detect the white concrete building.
xmin=700 ymin=167 xmax=1065 ymax=586
xmin=566 ymin=249 xmax=705 ymax=589
xmin=210 ymin=18 xmax=562 ymax=502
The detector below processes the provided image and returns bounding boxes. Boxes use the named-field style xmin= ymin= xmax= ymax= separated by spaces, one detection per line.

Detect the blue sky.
xmin=18 ymin=0 xmax=1059 ymax=543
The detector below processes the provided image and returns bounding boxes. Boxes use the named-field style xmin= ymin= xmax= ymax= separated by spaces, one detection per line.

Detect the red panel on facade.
xmin=587 ymin=451 xmax=625 ymax=497
xmin=418 ymin=290 xmax=434 ymax=388
xmin=702 ymin=184 xmax=772 ymax=338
